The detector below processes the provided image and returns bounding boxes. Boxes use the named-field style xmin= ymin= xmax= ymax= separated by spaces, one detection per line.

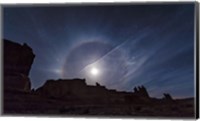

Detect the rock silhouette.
xmin=3 ymin=39 xmax=195 ymax=118
xmin=3 ymin=39 xmax=35 ymax=92
xmin=133 ymin=85 xmax=149 ymax=98
xmin=35 ymin=78 xmax=128 ymax=104
xmin=163 ymin=93 xmax=173 ymax=101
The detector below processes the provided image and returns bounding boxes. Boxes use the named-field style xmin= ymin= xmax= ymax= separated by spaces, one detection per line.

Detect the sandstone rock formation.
xmin=35 ymin=78 xmax=88 ymax=99
xmin=35 ymin=78 xmax=114 ymax=103
xmin=3 ymin=39 xmax=35 ymax=92
xmin=133 ymin=85 xmax=150 ymax=98
xmin=163 ymin=93 xmax=173 ymax=101
xmin=124 ymin=85 xmax=150 ymax=104
xmin=35 ymin=79 xmax=153 ymax=105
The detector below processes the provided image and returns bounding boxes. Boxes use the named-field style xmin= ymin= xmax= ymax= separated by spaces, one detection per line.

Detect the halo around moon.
xmin=62 ymin=40 xmax=127 ymax=86
xmin=62 ymin=41 xmax=113 ymax=78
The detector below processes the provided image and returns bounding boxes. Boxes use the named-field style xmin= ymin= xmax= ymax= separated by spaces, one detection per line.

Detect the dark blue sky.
xmin=3 ymin=3 xmax=195 ymax=98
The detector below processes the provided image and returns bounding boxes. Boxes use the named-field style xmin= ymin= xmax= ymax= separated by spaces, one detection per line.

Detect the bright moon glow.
xmin=90 ymin=67 xmax=99 ymax=76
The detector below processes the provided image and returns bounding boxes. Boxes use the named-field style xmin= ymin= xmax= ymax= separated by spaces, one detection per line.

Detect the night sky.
xmin=3 ymin=3 xmax=195 ymax=98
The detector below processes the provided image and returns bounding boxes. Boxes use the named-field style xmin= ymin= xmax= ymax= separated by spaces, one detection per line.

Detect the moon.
xmin=62 ymin=41 xmax=127 ymax=87
xmin=90 ymin=67 xmax=99 ymax=76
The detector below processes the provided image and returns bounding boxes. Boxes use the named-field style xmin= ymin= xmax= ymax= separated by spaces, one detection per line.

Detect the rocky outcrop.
xmin=163 ymin=93 xmax=173 ymax=101
xmin=133 ymin=85 xmax=150 ymax=98
xmin=4 ymin=73 xmax=31 ymax=92
xmin=3 ymin=39 xmax=35 ymax=92
xmin=35 ymin=78 xmax=88 ymax=98
xmin=35 ymin=79 xmax=153 ymax=105
xmin=124 ymin=85 xmax=150 ymax=104
xmin=35 ymin=78 xmax=112 ymax=103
